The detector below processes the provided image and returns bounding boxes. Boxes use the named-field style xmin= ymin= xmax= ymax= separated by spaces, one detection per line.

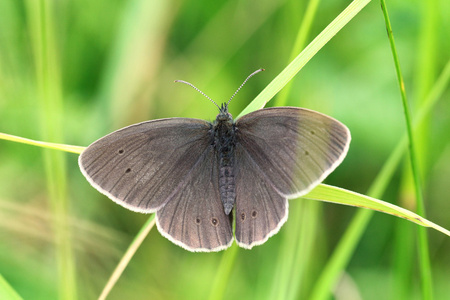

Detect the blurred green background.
xmin=1 ymin=0 xmax=449 ymax=299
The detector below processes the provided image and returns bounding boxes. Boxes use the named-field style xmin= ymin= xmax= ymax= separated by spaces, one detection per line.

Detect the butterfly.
xmin=79 ymin=69 xmax=351 ymax=252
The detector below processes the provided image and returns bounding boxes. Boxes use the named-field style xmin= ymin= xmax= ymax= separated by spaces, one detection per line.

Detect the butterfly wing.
xmin=156 ymin=146 xmax=233 ymax=252
xmin=234 ymin=144 xmax=288 ymax=248
xmin=234 ymin=107 xmax=350 ymax=248
xmin=79 ymin=118 xmax=213 ymax=213
xmin=235 ymin=107 xmax=350 ymax=198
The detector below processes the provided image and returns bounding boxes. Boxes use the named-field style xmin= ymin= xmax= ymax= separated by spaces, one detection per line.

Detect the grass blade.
xmin=0 ymin=274 xmax=23 ymax=300
xmin=99 ymin=215 xmax=156 ymax=300
xmin=238 ymin=0 xmax=372 ymax=117
xmin=305 ymin=184 xmax=450 ymax=237
xmin=273 ymin=0 xmax=321 ymax=108
xmin=380 ymin=1 xmax=433 ymax=298
xmin=0 ymin=133 xmax=85 ymax=154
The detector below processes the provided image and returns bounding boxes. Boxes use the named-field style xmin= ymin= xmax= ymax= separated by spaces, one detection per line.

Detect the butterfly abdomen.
xmin=214 ymin=110 xmax=237 ymax=215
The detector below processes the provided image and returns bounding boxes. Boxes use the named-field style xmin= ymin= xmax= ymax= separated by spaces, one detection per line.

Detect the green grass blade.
xmin=99 ymin=215 xmax=156 ymax=300
xmin=238 ymin=0 xmax=372 ymax=117
xmin=0 ymin=133 xmax=85 ymax=154
xmin=304 ymin=184 xmax=450 ymax=237
xmin=380 ymin=1 xmax=433 ymax=298
xmin=273 ymin=0 xmax=321 ymax=108
xmin=0 ymin=274 xmax=23 ymax=300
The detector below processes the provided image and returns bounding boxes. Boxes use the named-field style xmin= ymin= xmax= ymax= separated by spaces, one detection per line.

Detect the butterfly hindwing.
xmin=156 ymin=146 xmax=233 ymax=252
xmin=234 ymin=143 xmax=288 ymax=249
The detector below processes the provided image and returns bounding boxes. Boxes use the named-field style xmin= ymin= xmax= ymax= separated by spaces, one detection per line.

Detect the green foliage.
xmin=0 ymin=0 xmax=449 ymax=299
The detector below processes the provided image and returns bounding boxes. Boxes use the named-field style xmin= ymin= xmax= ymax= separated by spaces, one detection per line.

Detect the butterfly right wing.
xmin=79 ymin=118 xmax=213 ymax=213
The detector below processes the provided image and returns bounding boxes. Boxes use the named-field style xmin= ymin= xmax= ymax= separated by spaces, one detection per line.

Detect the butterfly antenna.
xmin=226 ymin=68 xmax=265 ymax=106
xmin=174 ymin=79 xmax=220 ymax=109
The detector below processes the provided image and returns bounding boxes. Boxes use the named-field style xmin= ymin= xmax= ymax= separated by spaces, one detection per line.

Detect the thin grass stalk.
xmin=0 ymin=133 xmax=84 ymax=154
xmin=380 ymin=1 xmax=433 ymax=298
xmin=99 ymin=216 xmax=156 ymax=300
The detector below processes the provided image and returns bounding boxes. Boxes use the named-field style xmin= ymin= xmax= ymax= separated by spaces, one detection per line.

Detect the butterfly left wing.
xmin=233 ymin=107 xmax=350 ymax=248
xmin=234 ymin=144 xmax=288 ymax=249
xmin=156 ymin=146 xmax=233 ymax=252
xmin=235 ymin=107 xmax=350 ymax=198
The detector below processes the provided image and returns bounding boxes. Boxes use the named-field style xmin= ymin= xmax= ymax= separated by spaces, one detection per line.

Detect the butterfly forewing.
xmin=156 ymin=146 xmax=233 ymax=252
xmin=79 ymin=118 xmax=212 ymax=213
xmin=235 ymin=107 xmax=350 ymax=198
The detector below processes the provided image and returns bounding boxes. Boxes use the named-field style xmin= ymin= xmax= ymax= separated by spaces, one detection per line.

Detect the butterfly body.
xmin=214 ymin=104 xmax=237 ymax=215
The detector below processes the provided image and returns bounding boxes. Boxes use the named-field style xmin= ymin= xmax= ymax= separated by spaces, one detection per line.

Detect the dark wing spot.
xmin=118 ymin=149 xmax=124 ymax=154
xmin=251 ymin=210 xmax=257 ymax=218
xmin=195 ymin=217 xmax=201 ymax=225
xmin=304 ymin=150 xmax=309 ymax=155
xmin=240 ymin=212 xmax=246 ymax=221
xmin=310 ymin=130 xmax=315 ymax=135
xmin=211 ymin=217 xmax=218 ymax=226
xmin=125 ymin=168 xmax=131 ymax=173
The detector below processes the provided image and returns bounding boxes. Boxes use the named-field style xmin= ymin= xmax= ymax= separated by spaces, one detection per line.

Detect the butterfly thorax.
xmin=214 ymin=104 xmax=236 ymax=215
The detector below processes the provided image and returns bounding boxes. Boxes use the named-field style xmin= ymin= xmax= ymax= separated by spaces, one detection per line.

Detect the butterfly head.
xmin=216 ymin=103 xmax=233 ymax=123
